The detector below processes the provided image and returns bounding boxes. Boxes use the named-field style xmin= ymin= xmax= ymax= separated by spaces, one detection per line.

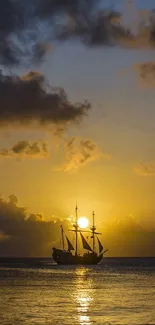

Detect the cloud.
xmin=0 ymin=70 xmax=90 ymax=127
xmin=0 ymin=0 xmax=53 ymax=66
xmin=32 ymin=42 xmax=53 ymax=63
xmin=0 ymin=0 xmax=105 ymax=65
xmin=102 ymin=212 xmax=155 ymax=257
xmin=30 ymin=4 xmax=155 ymax=50
xmin=1 ymin=1 xmax=155 ymax=66
xmin=0 ymin=140 xmax=48 ymax=159
xmin=0 ymin=0 xmax=23 ymax=65
xmin=27 ymin=213 xmax=44 ymax=222
xmin=56 ymin=11 xmax=123 ymax=46
xmin=1 ymin=194 xmax=155 ymax=257
xmin=134 ymin=163 xmax=155 ymax=176
xmin=58 ymin=137 xmax=110 ymax=171
xmin=134 ymin=61 xmax=155 ymax=87
xmin=0 ymin=195 xmax=71 ymax=257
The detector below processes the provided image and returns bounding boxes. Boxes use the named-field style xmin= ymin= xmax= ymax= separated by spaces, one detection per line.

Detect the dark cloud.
xmin=1 ymin=1 xmax=155 ymax=66
xmin=0 ymin=0 xmax=99 ymax=65
xmin=0 ymin=0 xmax=25 ymax=65
xmin=55 ymin=10 xmax=131 ymax=47
xmin=32 ymin=42 xmax=53 ymax=63
xmin=0 ymin=195 xmax=70 ymax=257
xmin=9 ymin=195 xmax=18 ymax=205
xmin=30 ymin=4 xmax=155 ymax=50
xmin=0 ymin=0 xmax=24 ymax=33
xmin=0 ymin=140 xmax=48 ymax=158
xmin=0 ymin=70 xmax=90 ymax=127
xmin=35 ymin=0 xmax=97 ymax=22
xmin=0 ymin=195 xmax=26 ymax=222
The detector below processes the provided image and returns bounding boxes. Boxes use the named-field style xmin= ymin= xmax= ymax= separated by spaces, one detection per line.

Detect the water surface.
xmin=0 ymin=258 xmax=155 ymax=325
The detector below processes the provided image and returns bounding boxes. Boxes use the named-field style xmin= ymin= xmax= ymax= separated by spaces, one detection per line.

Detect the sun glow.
xmin=78 ymin=217 xmax=89 ymax=229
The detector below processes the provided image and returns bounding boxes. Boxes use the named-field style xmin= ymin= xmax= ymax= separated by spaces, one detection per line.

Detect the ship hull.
xmin=52 ymin=247 xmax=103 ymax=265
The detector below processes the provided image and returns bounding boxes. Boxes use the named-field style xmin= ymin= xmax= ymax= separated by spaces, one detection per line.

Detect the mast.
xmin=60 ymin=225 xmax=65 ymax=250
xmin=69 ymin=204 xmax=90 ymax=255
xmin=91 ymin=211 xmax=96 ymax=253
xmin=75 ymin=203 xmax=78 ymax=256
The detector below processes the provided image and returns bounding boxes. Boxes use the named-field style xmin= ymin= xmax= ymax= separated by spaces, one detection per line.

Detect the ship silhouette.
xmin=52 ymin=205 xmax=108 ymax=265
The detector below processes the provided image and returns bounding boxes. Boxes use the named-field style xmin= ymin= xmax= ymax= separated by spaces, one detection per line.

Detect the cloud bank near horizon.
xmin=0 ymin=195 xmax=70 ymax=257
xmin=0 ymin=195 xmax=155 ymax=257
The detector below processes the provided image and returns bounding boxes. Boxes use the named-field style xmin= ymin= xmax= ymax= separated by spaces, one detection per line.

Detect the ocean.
xmin=0 ymin=258 xmax=155 ymax=325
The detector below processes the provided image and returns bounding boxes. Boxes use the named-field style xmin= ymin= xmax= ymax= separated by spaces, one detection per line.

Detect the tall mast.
xmin=75 ymin=203 xmax=78 ymax=256
xmin=61 ymin=225 xmax=65 ymax=250
xmin=91 ymin=211 xmax=96 ymax=253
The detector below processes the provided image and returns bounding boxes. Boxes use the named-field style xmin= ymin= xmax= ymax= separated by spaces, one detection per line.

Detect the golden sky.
xmin=1 ymin=0 xmax=155 ymax=256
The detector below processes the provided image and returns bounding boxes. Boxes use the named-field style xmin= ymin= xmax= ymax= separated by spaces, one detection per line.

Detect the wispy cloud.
xmin=134 ymin=61 xmax=155 ymax=87
xmin=57 ymin=137 xmax=110 ymax=172
xmin=134 ymin=162 xmax=155 ymax=176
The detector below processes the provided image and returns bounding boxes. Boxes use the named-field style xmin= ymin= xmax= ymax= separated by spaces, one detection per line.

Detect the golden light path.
xmin=74 ymin=268 xmax=94 ymax=325
xmin=78 ymin=217 xmax=89 ymax=229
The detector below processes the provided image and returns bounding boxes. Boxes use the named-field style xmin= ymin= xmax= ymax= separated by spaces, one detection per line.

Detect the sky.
xmin=1 ymin=0 xmax=155 ymax=256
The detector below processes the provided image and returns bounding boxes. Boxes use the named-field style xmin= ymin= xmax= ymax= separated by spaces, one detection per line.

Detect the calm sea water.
xmin=0 ymin=258 xmax=155 ymax=325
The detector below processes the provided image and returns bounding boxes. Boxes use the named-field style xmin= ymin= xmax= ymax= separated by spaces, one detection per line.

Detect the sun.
xmin=78 ymin=217 xmax=89 ymax=229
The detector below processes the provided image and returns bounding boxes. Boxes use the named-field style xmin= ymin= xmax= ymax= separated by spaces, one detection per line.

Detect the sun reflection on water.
xmin=73 ymin=268 xmax=95 ymax=325
xmin=79 ymin=315 xmax=91 ymax=324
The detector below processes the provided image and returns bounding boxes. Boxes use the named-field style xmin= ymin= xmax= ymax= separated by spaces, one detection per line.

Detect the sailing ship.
xmin=52 ymin=205 xmax=108 ymax=265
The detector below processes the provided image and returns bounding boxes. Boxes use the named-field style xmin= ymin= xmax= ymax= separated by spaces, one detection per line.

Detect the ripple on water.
xmin=0 ymin=260 xmax=155 ymax=324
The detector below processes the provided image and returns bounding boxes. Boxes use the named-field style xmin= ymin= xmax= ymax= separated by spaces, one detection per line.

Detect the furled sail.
xmin=97 ymin=237 xmax=103 ymax=254
xmin=65 ymin=236 xmax=74 ymax=251
xmin=80 ymin=233 xmax=93 ymax=252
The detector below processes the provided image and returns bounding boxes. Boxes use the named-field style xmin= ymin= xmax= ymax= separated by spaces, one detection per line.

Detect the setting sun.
xmin=78 ymin=217 xmax=89 ymax=229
